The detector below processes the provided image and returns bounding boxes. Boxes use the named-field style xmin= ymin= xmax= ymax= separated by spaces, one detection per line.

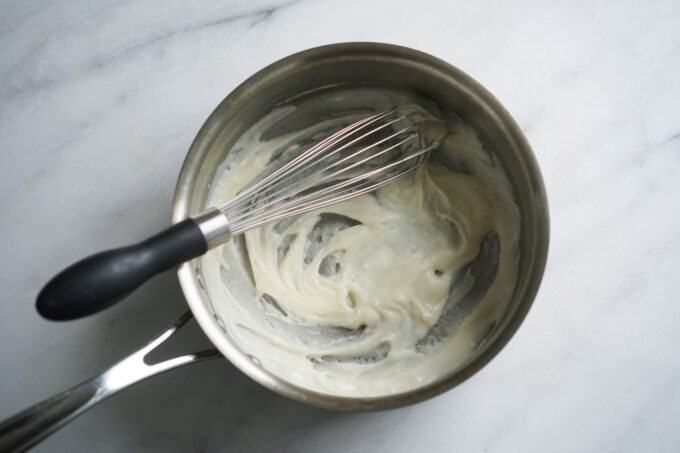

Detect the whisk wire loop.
xmin=219 ymin=107 xmax=438 ymax=235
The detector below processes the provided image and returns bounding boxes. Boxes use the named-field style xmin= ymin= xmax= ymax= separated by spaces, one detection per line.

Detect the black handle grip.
xmin=36 ymin=218 xmax=207 ymax=321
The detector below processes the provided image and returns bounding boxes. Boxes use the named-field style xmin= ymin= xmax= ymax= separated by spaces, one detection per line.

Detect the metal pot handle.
xmin=0 ymin=311 xmax=220 ymax=452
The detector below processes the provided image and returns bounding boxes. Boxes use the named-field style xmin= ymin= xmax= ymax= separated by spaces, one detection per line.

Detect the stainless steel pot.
xmin=0 ymin=42 xmax=549 ymax=452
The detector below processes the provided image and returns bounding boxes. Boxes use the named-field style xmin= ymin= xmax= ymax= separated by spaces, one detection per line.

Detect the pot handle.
xmin=0 ymin=311 xmax=220 ymax=453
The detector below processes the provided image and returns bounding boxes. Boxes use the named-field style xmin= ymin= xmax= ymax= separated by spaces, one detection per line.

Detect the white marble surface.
xmin=1 ymin=0 xmax=679 ymax=451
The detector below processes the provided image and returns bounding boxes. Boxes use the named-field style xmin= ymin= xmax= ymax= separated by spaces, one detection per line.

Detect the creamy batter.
xmin=201 ymin=87 xmax=521 ymax=397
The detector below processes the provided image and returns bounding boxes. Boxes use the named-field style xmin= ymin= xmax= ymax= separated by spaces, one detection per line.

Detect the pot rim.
xmin=171 ymin=42 xmax=549 ymax=411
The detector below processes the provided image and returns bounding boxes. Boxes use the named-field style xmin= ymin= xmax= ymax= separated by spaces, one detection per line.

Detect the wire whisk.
xmin=36 ymin=106 xmax=443 ymax=321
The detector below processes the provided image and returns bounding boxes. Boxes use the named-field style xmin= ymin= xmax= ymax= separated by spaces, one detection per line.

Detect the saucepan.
xmin=0 ymin=42 xmax=549 ymax=452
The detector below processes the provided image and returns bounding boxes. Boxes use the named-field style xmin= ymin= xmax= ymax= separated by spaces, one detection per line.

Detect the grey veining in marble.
xmin=1 ymin=0 xmax=679 ymax=451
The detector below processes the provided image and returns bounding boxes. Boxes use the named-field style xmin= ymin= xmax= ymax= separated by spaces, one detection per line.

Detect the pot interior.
xmin=173 ymin=43 xmax=548 ymax=410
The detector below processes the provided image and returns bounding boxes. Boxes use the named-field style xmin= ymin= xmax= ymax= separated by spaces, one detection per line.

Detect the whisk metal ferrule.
xmin=192 ymin=208 xmax=231 ymax=248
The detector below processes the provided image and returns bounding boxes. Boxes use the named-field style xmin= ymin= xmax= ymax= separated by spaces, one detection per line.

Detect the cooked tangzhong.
xmin=201 ymin=87 xmax=521 ymax=397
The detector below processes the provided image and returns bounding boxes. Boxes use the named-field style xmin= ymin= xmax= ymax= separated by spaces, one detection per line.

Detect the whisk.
xmin=37 ymin=107 xmax=441 ymax=320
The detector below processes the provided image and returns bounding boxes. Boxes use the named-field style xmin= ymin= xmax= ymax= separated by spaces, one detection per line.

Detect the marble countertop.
xmin=1 ymin=0 xmax=679 ymax=451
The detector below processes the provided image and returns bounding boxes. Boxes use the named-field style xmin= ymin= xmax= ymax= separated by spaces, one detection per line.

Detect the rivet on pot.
xmin=247 ymin=354 xmax=261 ymax=366
xmin=196 ymin=267 xmax=205 ymax=290
xmin=213 ymin=314 xmax=227 ymax=332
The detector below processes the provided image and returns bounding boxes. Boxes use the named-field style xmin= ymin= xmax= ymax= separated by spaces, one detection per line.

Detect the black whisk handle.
xmin=36 ymin=218 xmax=207 ymax=320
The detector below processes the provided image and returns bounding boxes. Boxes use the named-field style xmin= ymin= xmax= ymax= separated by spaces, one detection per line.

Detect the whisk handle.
xmin=36 ymin=218 xmax=207 ymax=320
